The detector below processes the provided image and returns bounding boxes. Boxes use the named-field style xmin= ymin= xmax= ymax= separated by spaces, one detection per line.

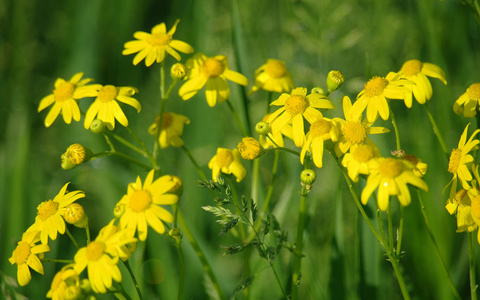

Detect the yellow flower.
xmin=466 ymin=187 xmax=480 ymax=243
xmin=74 ymin=228 xmax=136 ymax=294
xmin=122 ymin=19 xmax=194 ymax=66
xmin=402 ymin=154 xmax=428 ymax=178
xmin=46 ymin=264 xmax=82 ymax=300
xmin=258 ymin=114 xmax=293 ymax=149
xmin=9 ymin=231 xmax=50 ymax=286
xmin=27 ymin=183 xmax=85 ymax=244
xmin=238 ymin=137 xmax=263 ymax=160
xmin=454 ymin=83 xmax=480 ymax=118
xmin=82 ymin=84 xmax=141 ymax=130
xmin=333 ymin=96 xmax=389 ymax=156
xmin=268 ymin=87 xmax=335 ymax=147
xmin=98 ymin=220 xmax=137 ymax=261
xmin=351 ymin=73 xmax=411 ymax=122
xmin=396 ymin=59 xmax=447 ymax=106
xmin=361 ymin=157 xmax=428 ymax=211
xmin=147 ymin=112 xmax=190 ymax=149
xmin=208 ymin=148 xmax=246 ymax=182
xmin=341 ymin=144 xmax=380 ymax=182
xmin=248 ymin=59 xmax=295 ymax=95
xmin=38 ymin=72 xmax=96 ymax=127
xmin=63 ymin=203 xmax=88 ymax=228
xmin=300 ymin=116 xmax=339 ymax=168
xmin=179 ymin=53 xmax=249 ymax=107
xmin=116 ymin=170 xmax=179 ymax=241
xmin=445 ymin=189 xmax=477 ymax=233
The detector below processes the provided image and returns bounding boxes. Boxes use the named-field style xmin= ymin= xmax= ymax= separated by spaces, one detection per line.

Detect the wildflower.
xmin=396 ymin=59 xmax=447 ymax=106
xmin=63 ymin=203 xmax=88 ymax=228
xmin=300 ymin=116 xmax=339 ymax=168
xmin=268 ymin=87 xmax=335 ymax=147
xmin=179 ymin=53 xmax=249 ymax=107
xmin=116 ymin=170 xmax=179 ymax=241
xmin=147 ymin=112 xmax=190 ymax=149
xmin=402 ymin=154 xmax=427 ymax=178
xmin=122 ymin=19 xmax=194 ymax=66
xmin=98 ymin=221 xmax=136 ymax=261
xmin=167 ymin=175 xmax=183 ymax=197
xmin=9 ymin=231 xmax=50 ymax=286
xmin=351 ymin=73 xmax=411 ymax=122
xmin=73 ymin=226 xmax=136 ymax=293
xmin=248 ymin=59 xmax=295 ymax=95
xmin=38 ymin=72 xmax=96 ymax=127
xmin=445 ymin=189 xmax=477 ymax=233
xmin=62 ymin=143 xmax=93 ymax=167
xmin=81 ymin=84 xmax=141 ymax=130
xmin=258 ymin=114 xmax=293 ymax=149
xmin=333 ymin=96 xmax=389 ymax=156
xmin=361 ymin=157 xmax=428 ymax=211
xmin=208 ymin=148 xmax=246 ymax=182
xmin=27 ymin=183 xmax=85 ymax=244
xmin=453 ymin=83 xmax=480 ymax=118
xmin=342 ymin=144 xmax=380 ymax=182
xmin=326 ymin=70 xmax=345 ymax=93
xmin=46 ymin=264 xmax=82 ymax=300
xmin=238 ymin=137 xmax=263 ymax=160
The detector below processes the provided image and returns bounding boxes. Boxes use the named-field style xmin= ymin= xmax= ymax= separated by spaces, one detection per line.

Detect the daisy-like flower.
xmin=351 ymin=73 xmax=411 ymax=122
xmin=446 ymin=123 xmax=480 ymax=198
xmin=178 ymin=53 xmax=249 ymax=107
xmin=122 ymin=19 xmax=194 ymax=66
xmin=73 ymin=226 xmax=137 ymax=293
xmin=248 ymin=59 xmax=295 ymax=95
xmin=38 ymin=72 xmax=97 ymax=127
xmin=341 ymin=144 xmax=380 ymax=182
xmin=267 ymin=87 xmax=335 ymax=147
xmin=208 ymin=148 xmax=246 ymax=182
xmin=147 ymin=112 xmax=190 ymax=149
xmin=116 ymin=170 xmax=179 ymax=241
xmin=395 ymin=59 xmax=447 ymax=106
xmin=453 ymin=83 xmax=480 ymax=118
xmin=46 ymin=264 xmax=82 ymax=300
xmin=82 ymin=84 xmax=141 ymax=130
xmin=361 ymin=157 xmax=428 ymax=211
xmin=258 ymin=113 xmax=293 ymax=149
xmin=98 ymin=220 xmax=136 ymax=261
xmin=467 ymin=187 xmax=480 ymax=243
xmin=27 ymin=183 xmax=85 ymax=244
xmin=333 ymin=96 xmax=389 ymax=157
xmin=300 ymin=116 xmax=339 ymax=168
xmin=9 ymin=231 xmax=50 ymax=286
xmin=445 ymin=189 xmax=477 ymax=234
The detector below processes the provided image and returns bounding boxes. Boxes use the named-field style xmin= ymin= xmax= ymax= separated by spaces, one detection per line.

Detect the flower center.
xmin=364 ymin=76 xmax=389 ymax=97
xmin=216 ymin=150 xmax=234 ymax=168
xmin=202 ymin=58 xmax=224 ymax=78
xmin=37 ymin=200 xmax=59 ymax=221
xmin=162 ymin=113 xmax=173 ymax=129
xmin=467 ymin=83 xmax=480 ymax=101
xmin=471 ymin=196 xmax=480 ymax=219
xmin=310 ymin=119 xmax=332 ymax=137
xmin=401 ymin=60 xmax=423 ymax=76
xmin=352 ymin=144 xmax=374 ymax=162
xmin=97 ymin=85 xmax=118 ymax=102
xmin=53 ymin=82 xmax=75 ymax=102
xmin=342 ymin=121 xmax=366 ymax=144
xmin=284 ymin=95 xmax=309 ymax=116
xmin=378 ymin=158 xmax=403 ymax=178
xmin=148 ymin=33 xmax=171 ymax=46
xmin=129 ymin=190 xmax=152 ymax=212
xmin=448 ymin=149 xmax=462 ymax=174
xmin=86 ymin=241 xmax=106 ymax=261
xmin=264 ymin=60 xmax=287 ymax=78
xmin=13 ymin=241 xmax=31 ymax=265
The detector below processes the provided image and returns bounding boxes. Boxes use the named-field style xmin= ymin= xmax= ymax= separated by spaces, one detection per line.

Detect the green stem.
xmin=291 ymin=185 xmax=308 ymax=300
xmin=226 ymin=99 xmax=249 ymax=137
xmin=123 ymin=260 xmax=143 ymax=300
xmin=92 ymin=151 xmax=152 ymax=171
xmin=182 ymin=145 xmax=207 ymax=180
xmin=42 ymin=258 xmax=75 ymax=264
xmin=387 ymin=203 xmax=394 ymax=250
xmin=126 ymin=126 xmax=157 ymax=168
xmin=423 ymin=103 xmax=449 ymax=158
xmin=227 ymin=177 xmax=247 ymax=241
xmin=396 ymin=205 xmax=404 ymax=257
xmin=389 ymin=102 xmax=401 ymax=151
xmin=64 ymin=226 xmax=79 ymax=249
xmin=117 ymin=282 xmax=134 ymax=300
xmin=176 ymin=244 xmax=185 ymax=300
xmin=85 ymin=223 xmax=91 ymax=244
xmin=388 ymin=256 xmax=411 ymax=300
xmin=469 ymin=231 xmax=478 ymax=300
xmin=106 ymin=131 xmax=146 ymax=156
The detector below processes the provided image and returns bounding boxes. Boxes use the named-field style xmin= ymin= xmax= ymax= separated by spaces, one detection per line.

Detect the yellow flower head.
xmin=38 ymin=72 xmax=97 ymax=127
xmin=396 ymin=59 xmax=447 ymax=106
xmin=300 ymin=116 xmax=339 ymax=168
xmin=63 ymin=143 xmax=93 ymax=166
xmin=179 ymin=53 xmax=249 ymax=107
xmin=27 ymin=183 xmax=85 ymax=244
xmin=454 ymin=83 xmax=480 ymax=118
xmin=467 ymin=188 xmax=480 ymax=244
xmin=147 ymin=112 xmax=190 ymax=149
xmin=402 ymin=154 xmax=428 ymax=178
xmin=46 ymin=264 xmax=82 ymax=300
xmin=73 ymin=225 xmax=137 ymax=293
xmin=9 ymin=231 xmax=50 ymax=287
xmin=333 ymin=96 xmax=389 ymax=157
xmin=116 ymin=170 xmax=179 ymax=241
xmin=123 ymin=19 xmax=194 ymax=66
xmin=63 ymin=203 xmax=88 ymax=228
xmin=248 ymin=59 xmax=295 ymax=95
xmin=98 ymin=220 xmax=137 ymax=261
xmin=208 ymin=148 xmax=246 ymax=182
xmin=351 ymin=73 xmax=411 ymax=122
xmin=341 ymin=143 xmax=380 ymax=182
xmin=268 ymin=87 xmax=335 ymax=147
xmin=81 ymin=84 xmax=141 ymax=130
xmin=238 ymin=137 xmax=263 ymax=160
xmin=258 ymin=113 xmax=294 ymax=149
xmin=361 ymin=157 xmax=428 ymax=211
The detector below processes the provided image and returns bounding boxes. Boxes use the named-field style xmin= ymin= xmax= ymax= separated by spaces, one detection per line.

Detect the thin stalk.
xmin=106 ymin=131 xmax=146 ymax=156
xmin=85 ymin=223 xmax=91 ymax=244
xmin=226 ymin=99 xmax=249 ymax=137
xmin=64 ymin=226 xmax=79 ymax=249
xmin=93 ymin=151 xmax=152 ymax=171
xmin=291 ymin=189 xmax=308 ymax=300
xmin=42 ymin=258 xmax=75 ymax=264
xmin=396 ymin=205 xmax=404 ymax=257
xmin=126 ymin=126 xmax=157 ymax=168
xmin=469 ymin=231 xmax=478 ymax=300
xmin=176 ymin=244 xmax=185 ymax=300
xmin=388 ymin=256 xmax=411 ymax=300
xmin=227 ymin=177 xmax=246 ymax=241
xmin=388 ymin=203 xmax=394 ymax=251
xmin=424 ymin=103 xmax=449 ymax=158
xmin=117 ymin=282 xmax=134 ymax=300
xmin=123 ymin=260 xmax=143 ymax=300
xmin=182 ymin=145 xmax=207 ymax=180
xmin=389 ymin=102 xmax=401 ymax=151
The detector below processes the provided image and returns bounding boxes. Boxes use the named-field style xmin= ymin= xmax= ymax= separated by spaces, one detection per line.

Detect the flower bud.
xmin=113 ymin=203 xmax=125 ymax=218
xmin=63 ymin=285 xmax=82 ymax=300
xmin=64 ymin=144 xmax=93 ymax=166
xmin=300 ymin=169 xmax=317 ymax=185
xmin=326 ymin=70 xmax=345 ymax=93
xmin=79 ymin=279 xmax=92 ymax=294
xmin=171 ymin=63 xmax=188 ymax=81
xmin=167 ymin=175 xmax=184 ymax=197
xmin=255 ymin=121 xmax=270 ymax=136
xmin=61 ymin=154 xmax=76 ymax=170
xmin=63 ymin=203 xmax=88 ymax=228
xmin=311 ymin=87 xmax=325 ymax=95
xmin=238 ymin=137 xmax=264 ymax=160
xmin=90 ymin=119 xmax=106 ymax=134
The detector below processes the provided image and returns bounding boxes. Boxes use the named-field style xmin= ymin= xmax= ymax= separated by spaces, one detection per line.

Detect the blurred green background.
xmin=1 ymin=0 xmax=480 ymax=299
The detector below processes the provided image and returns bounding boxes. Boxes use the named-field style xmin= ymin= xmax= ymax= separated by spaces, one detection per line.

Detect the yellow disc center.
xmin=148 ymin=33 xmax=171 ymax=46
xmin=129 ymin=190 xmax=152 ymax=212
xmin=264 ymin=60 xmax=287 ymax=78
xmin=401 ymin=59 xmax=423 ymax=76
xmin=54 ymin=82 xmax=75 ymax=102
xmin=97 ymin=85 xmax=118 ymax=102
xmin=352 ymin=144 xmax=374 ymax=162
xmin=162 ymin=113 xmax=173 ymax=129
xmin=37 ymin=200 xmax=59 ymax=221
xmin=216 ymin=150 xmax=234 ymax=168
xmin=13 ymin=241 xmax=31 ymax=265
xmin=467 ymin=83 xmax=480 ymax=101
xmin=448 ymin=149 xmax=462 ymax=174
xmin=378 ymin=158 xmax=403 ymax=178
xmin=284 ymin=95 xmax=309 ymax=116
xmin=364 ymin=76 xmax=389 ymax=97
xmin=310 ymin=119 xmax=332 ymax=137
xmin=86 ymin=241 xmax=106 ymax=261
xmin=342 ymin=121 xmax=366 ymax=144
xmin=202 ymin=58 xmax=224 ymax=78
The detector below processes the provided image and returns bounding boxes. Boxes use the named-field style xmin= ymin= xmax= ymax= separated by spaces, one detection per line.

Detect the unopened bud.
xmin=255 ymin=121 xmax=270 ymax=136
xmin=90 ymin=119 xmax=106 ymax=134
xmin=63 ymin=203 xmax=88 ymax=228
xmin=238 ymin=137 xmax=264 ymax=160
xmin=61 ymin=154 xmax=76 ymax=170
xmin=168 ymin=175 xmax=183 ymax=197
xmin=326 ymin=70 xmax=345 ymax=93
xmin=64 ymin=144 xmax=93 ymax=166
xmin=113 ymin=203 xmax=125 ymax=218
xmin=171 ymin=63 xmax=188 ymax=81
xmin=311 ymin=87 xmax=325 ymax=95
xmin=300 ymin=169 xmax=316 ymax=185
